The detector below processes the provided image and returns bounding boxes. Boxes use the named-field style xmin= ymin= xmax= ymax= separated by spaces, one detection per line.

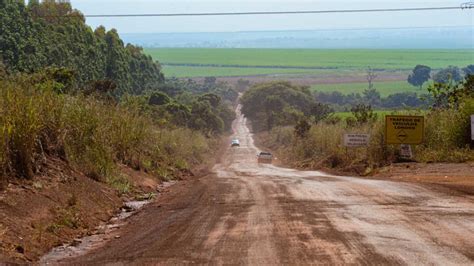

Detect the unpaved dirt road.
xmin=57 ymin=106 xmax=474 ymax=265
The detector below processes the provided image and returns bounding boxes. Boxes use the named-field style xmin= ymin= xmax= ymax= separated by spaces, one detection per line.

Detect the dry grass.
xmin=262 ymin=106 xmax=474 ymax=173
xmin=0 ymin=76 xmax=214 ymax=189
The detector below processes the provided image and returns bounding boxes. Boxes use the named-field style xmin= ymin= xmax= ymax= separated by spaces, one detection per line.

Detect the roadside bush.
xmin=61 ymin=97 xmax=115 ymax=180
xmin=261 ymin=106 xmax=473 ymax=171
xmin=416 ymin=99 xmax=474 ymax=162
xmin=0 ymin=78 xmax=64 ymax=179
xmin=0 ymin=76 xmax=215 ymax=186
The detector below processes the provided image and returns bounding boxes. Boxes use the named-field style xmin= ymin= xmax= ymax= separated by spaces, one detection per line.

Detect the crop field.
xmin=146 ymin=48 xmax=474 ymax=78
xmin=161 ymin=65 xmax=321 ymax=78
xmin=311 ymin=80 xmax=432 ymax=97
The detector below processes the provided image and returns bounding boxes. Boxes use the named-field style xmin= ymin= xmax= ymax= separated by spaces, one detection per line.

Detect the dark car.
xmin=257 ymin=152 xmax=273 ymax=163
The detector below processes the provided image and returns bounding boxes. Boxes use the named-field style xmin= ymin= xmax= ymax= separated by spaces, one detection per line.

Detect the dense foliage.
xmin=407 ymin=65 xmax=431 ymax=89
xmin=0 ymin=0 xmax=164 ymax=96
xmin=0 ymin=1 xmax=238 ymax=184
xmin=256 ymin=81 xmax=474 ymax=174
xmin=432 ymin=66 xmax=463 ymax=84
xmin=314 ymin=90 xmax=430 ymax=110
xmin=241 ymin=81 xmax=316 ymax=131
xmin=0 ymin=71 xmax=236 ymax=183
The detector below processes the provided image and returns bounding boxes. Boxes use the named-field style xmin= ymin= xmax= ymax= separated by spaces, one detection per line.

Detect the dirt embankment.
xmin=0 ymin=133 xmax=228 ymax=263
xmin=0 ymin=157 xmax=161 ymax=263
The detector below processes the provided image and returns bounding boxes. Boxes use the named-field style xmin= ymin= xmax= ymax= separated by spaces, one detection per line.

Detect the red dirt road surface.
xmin=53 ymin=106 xmax=474 ymax=265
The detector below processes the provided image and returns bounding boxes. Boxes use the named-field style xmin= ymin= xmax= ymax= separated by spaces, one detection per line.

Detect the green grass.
xmin=334 ymin=110 xmax=393 ymax=119
xmin=311 ymin=80 xmax=431 ymax=97
xmin=161 ymin=65 xmax=358 ymax=78
xmin=147 ymin=48 xmax=474 ymax=77
xmin=161 ymin=65 xmax=317 ymax=77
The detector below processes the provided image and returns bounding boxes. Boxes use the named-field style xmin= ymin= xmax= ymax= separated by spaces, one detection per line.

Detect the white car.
xmin=231 ymin=139 xmax=240 ymax=147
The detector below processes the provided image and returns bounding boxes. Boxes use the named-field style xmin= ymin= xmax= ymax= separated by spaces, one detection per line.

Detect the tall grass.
xmin=262 ymin=106 xmax=474 ymax=172
xmin=0 ymin=79 xmax=64 ymax=179
xmin=0 ymin=76 xmax=214 ymax=187
xmin=416 ymin=99 xmax=474 ymax=162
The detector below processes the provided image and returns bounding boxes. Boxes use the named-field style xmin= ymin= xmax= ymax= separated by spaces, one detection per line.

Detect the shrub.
xmin=351 ymin=104 xmax=377 ymax=124
xmin=416 ymin=101 xmax=474 ymax=162
xmin=0 ymin=78 xmax=64 ymax=179
xmin=0 ymin=75 xmax=216 ymax=186
xmin=262 ymin=107 xmax=473 ymax=171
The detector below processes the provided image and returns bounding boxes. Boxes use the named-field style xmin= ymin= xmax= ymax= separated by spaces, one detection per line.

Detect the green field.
xmin=146 ymin=48 xmax=474 ymax=78
xmin=162 ymin=65 xmax=320 ymax=77
xmin=334 ymin=111 xmax=393 ymax=119
xmin=312 ymin=80 xmax=431 ymax=97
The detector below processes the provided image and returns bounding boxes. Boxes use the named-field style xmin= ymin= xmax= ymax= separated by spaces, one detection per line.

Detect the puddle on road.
xmin=40 ymin=181 xmax=176 ymax=264
xmin=40 ymin=200 xmax=150 ymax=264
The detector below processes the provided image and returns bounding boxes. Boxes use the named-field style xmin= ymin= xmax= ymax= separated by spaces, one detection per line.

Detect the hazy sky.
xmin=69 ymin=0 xmax=474 ymax=34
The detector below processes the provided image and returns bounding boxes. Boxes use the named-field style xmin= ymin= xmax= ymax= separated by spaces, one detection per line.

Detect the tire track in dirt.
xmin=51 ymin=105 xmax=474 ymax=265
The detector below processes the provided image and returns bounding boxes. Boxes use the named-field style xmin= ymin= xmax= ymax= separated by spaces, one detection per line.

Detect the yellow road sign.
xmin=385 ymin=115 xmax=424 ymax=144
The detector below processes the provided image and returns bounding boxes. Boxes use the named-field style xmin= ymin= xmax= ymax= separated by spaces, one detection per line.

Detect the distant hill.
xmin=121 ymin=27 xmax=474 ymax=49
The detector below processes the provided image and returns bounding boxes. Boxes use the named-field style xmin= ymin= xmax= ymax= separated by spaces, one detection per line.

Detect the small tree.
xmin=204 ymin=76 xmax=217 ymax=87
xmin=351 ymin=104 xmax=377 ymax=124
xmin=366 ymin=67 xmax=377 ymax=90
xmin=236 ymin=79 xmax=251 ymax=92
xmin=263 ymin=95 xmax=286 ymax=130
xmin=198 ymin=93 xmax=221 ymax=108
xmin=309 ymin=102 xmax=334 ymax=123
xmin=294 ymin=119 xmax=311 ymax=138
xmin=407 ymin=65 xmax=431 ymax=90
xmin=148 ymin=91 xmax=171 ymax=106
xmin=462 ymin=65 xmax=474 ymax=78
xmin=363 ymin=88 xmax=381 ymax=106
xmin=433 ymin=66 xmax=462 ymax=84
xmin=428 ymin=75 xmax=474 ymax=109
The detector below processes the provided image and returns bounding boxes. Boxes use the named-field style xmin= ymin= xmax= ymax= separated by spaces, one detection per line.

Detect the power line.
xmin=264 ymin=25 xmax=474 ymax=32
xmin=148 ymin=25 xmax=473 ymax=35
xmin=76 ymin=6 xmax=470 ymax=18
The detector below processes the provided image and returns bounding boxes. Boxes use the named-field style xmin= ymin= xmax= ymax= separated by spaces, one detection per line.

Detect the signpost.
xmin=399 ymin=144 xmax=413 ymax=160
xmin=471 ymin=115 xmax=474 ymax=141
xmin=385 ymin=115 xmax=424 ymax=145
xmin=344 ymin=134 xmax=370 ymax=147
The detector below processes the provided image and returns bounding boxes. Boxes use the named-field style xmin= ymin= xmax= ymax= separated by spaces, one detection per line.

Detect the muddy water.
xmin=40 ymin=200 xmax=150 ymax=264
xmin=40 ymin=182 xmax=175 ymax=264
xmin=46 ymin=105 xmax=474 ymax=265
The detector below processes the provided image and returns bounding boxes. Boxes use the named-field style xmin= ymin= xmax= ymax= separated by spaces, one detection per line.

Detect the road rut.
xmin=56 ymin=105 xmax=474 ymax=265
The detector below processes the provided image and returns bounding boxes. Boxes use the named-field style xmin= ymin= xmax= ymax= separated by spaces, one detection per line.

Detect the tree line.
xmin=0 ymin=0 xmax=239 ymax=135
xmin=314 ymin=90 xmax=430 ymax=111
xmin=0 ymin=0 xmax=164 ymax=96
xmin=241 ymin=74 xmax=474 ymax=134
xmin=1 ymin=0 xmax=241 ymax=182
xmin=408 ymin=64 xmax=473 ymax=89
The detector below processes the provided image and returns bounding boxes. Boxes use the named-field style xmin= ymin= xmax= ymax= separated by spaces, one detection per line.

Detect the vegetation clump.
xmin=0 ymin=0 xmax=164 ymax=96
xmin=243 ymin=78 xmax=474 ymax=173
xmin=0 ymin=1 xmax=239 ymax=188
xmin=0 ymin=72 xmax=236 ymax=186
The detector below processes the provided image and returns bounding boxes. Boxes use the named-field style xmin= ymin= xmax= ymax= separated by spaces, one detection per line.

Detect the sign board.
xmin=344 ymin=134 xmax=370 ymax=147
xmin=471 ymin=115 xmax=474 ymax=141
xmin=399 ymin=144 xmax=413 ymax=160
xmin=385 ymin=115 xmax=424 ymax=145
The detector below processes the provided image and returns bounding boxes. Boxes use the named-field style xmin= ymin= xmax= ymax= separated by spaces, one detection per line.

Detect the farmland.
xmin=162 ymin=65 xmax=321 ymax=78
xmin=311 ymin=80 xmax=432 ymax=97
xmin=146 ymin=48 xmax=474 ymax=78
